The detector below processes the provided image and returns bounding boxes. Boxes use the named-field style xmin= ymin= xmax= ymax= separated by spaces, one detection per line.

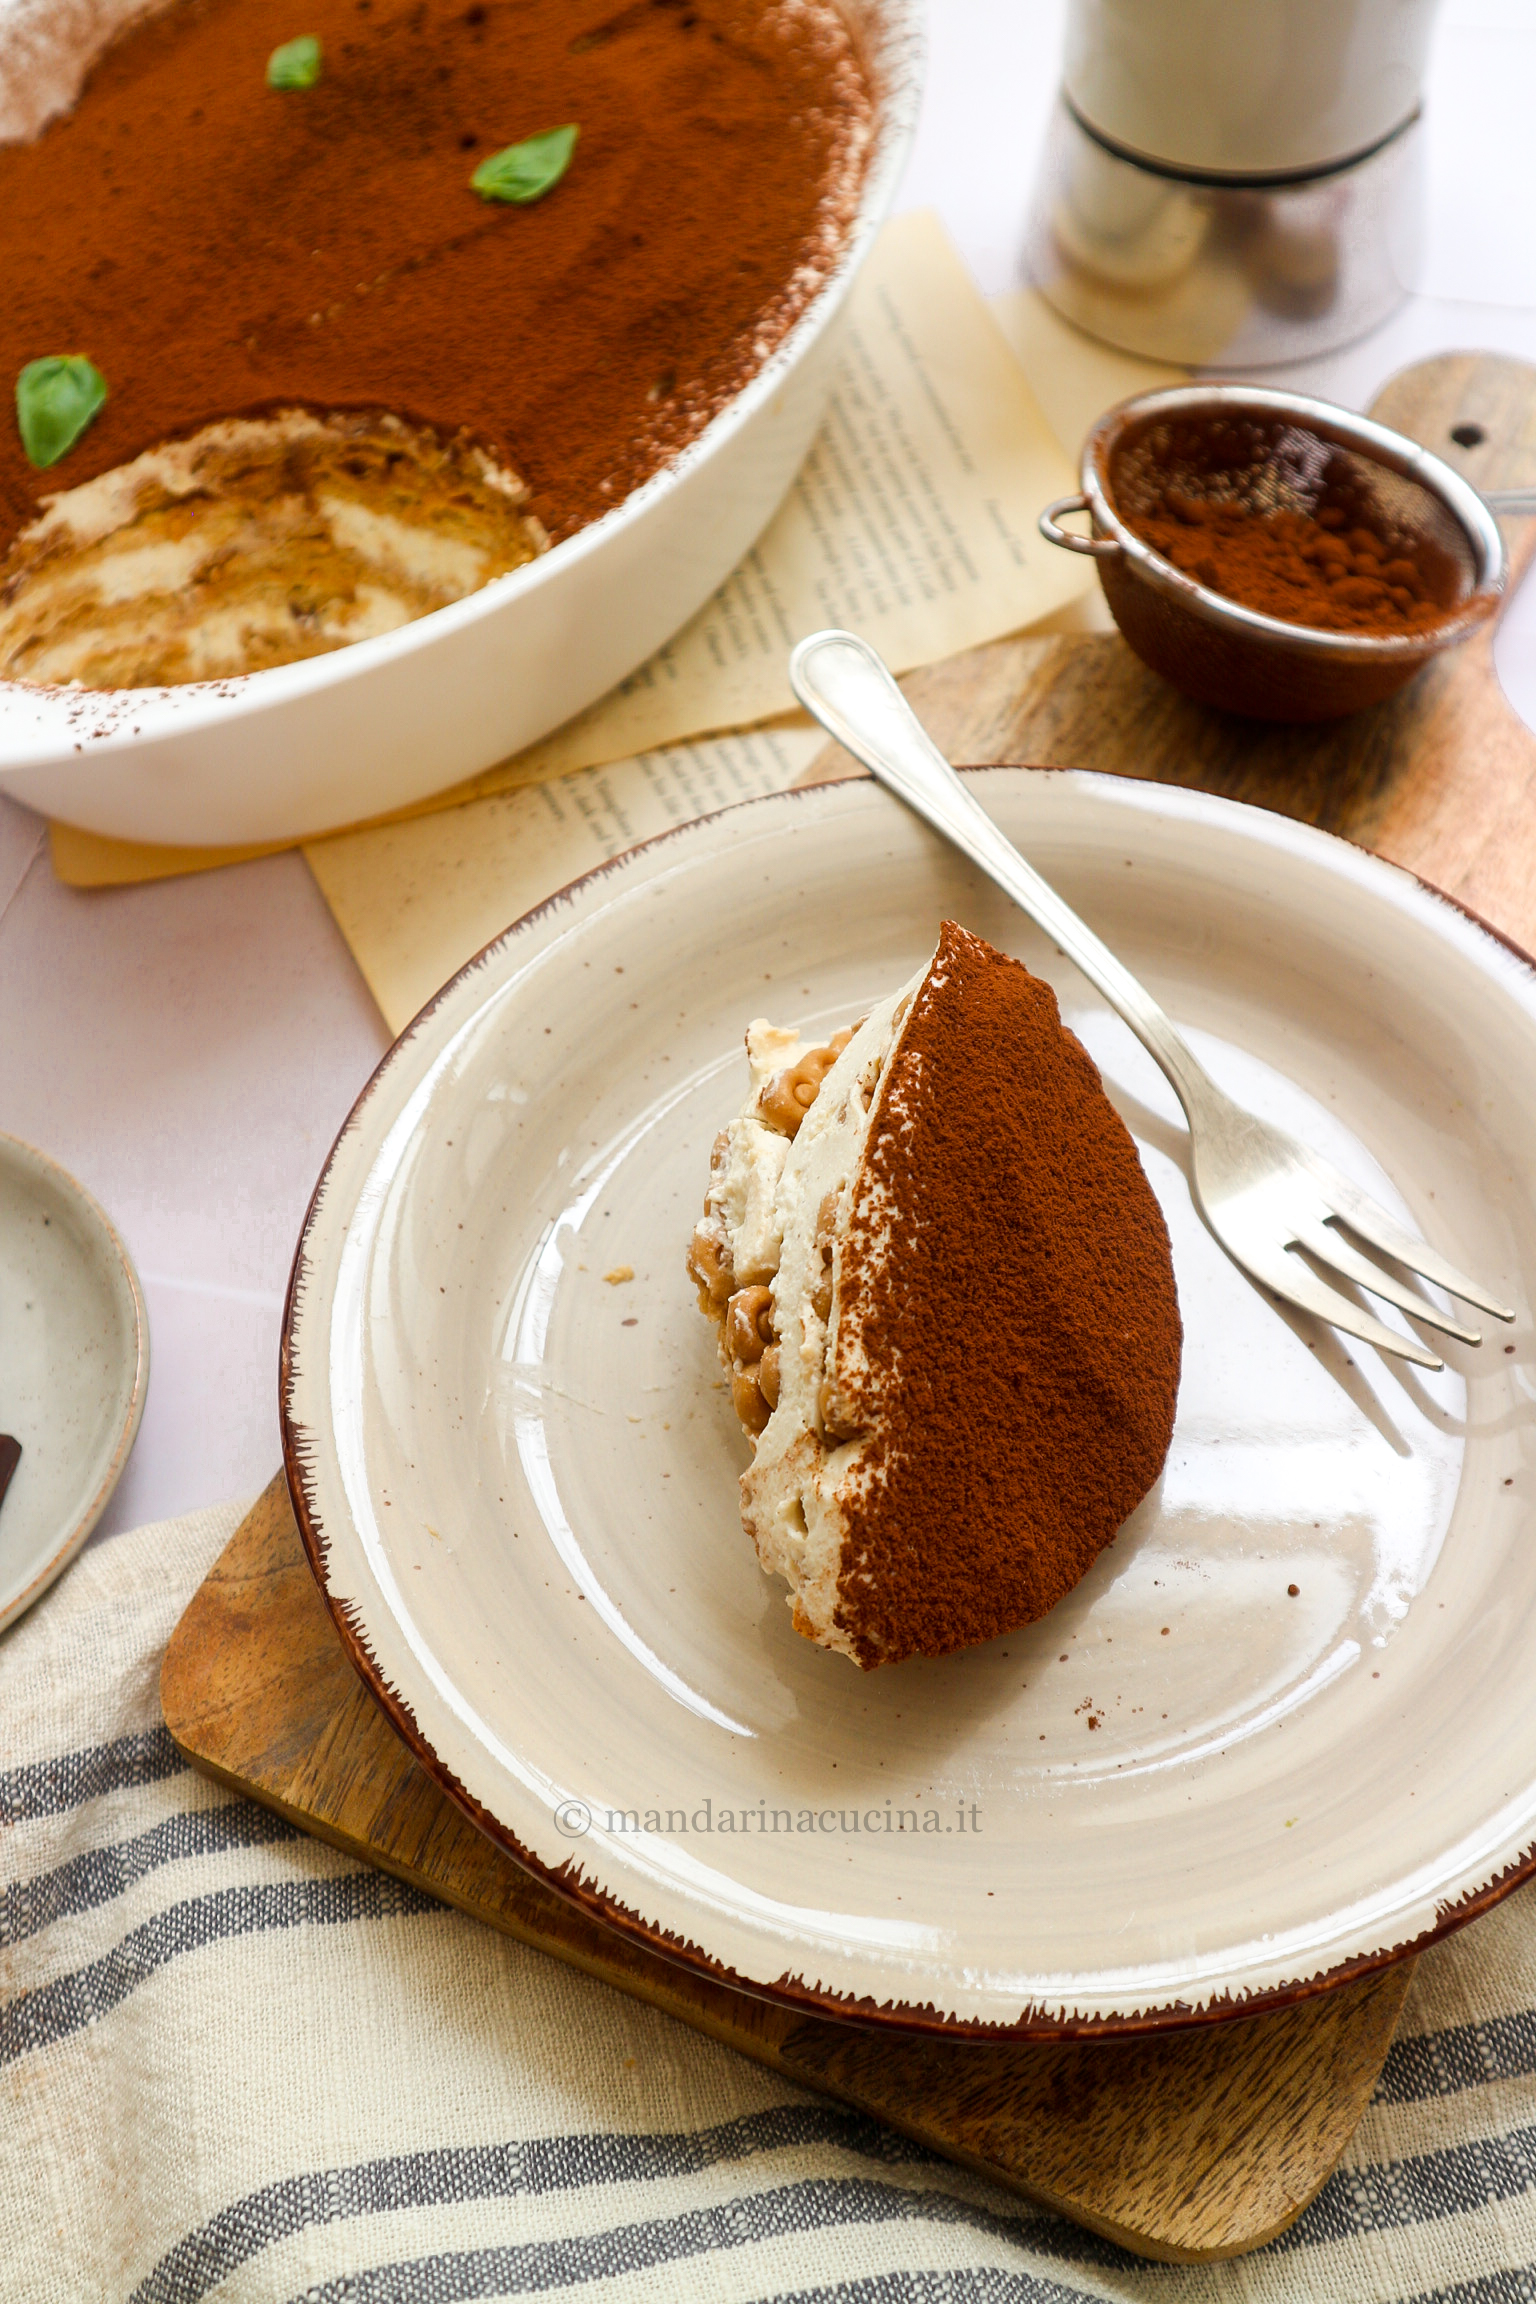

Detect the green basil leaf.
xmin=15 ymin=356 xmax=108 ymax=470
xmin=267 ymin=34 xmax=322 ymax=89
xmin=471 ymin=124 xmax=578 ymax=204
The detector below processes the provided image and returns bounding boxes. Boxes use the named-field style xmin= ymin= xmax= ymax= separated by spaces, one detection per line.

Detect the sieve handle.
xmin=787 ymin=629 xmax=1221 ymax=1127
xmin=1037 ymin=493 xmax=1120 ymax=557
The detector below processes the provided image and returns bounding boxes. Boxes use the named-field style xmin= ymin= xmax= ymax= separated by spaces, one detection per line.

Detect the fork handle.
xmin=788 ymin=630 xmax=1222 ymax=1127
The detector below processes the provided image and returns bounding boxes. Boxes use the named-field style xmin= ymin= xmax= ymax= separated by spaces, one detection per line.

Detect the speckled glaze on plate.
xmin=0 ymin=1133 xmax=148 ymax=1632
xmin=283 ymin=770 xmax=1536 ymax=2033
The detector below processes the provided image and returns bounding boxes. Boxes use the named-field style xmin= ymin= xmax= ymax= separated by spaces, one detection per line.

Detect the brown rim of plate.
xmin=278 ymin=765 xmax=1536 ymax=2042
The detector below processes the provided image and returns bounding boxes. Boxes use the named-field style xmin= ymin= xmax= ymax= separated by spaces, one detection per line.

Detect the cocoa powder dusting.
xmin=833 ymin=921 xmax=1181 ymax=1668
xmin=1111 ymin=415 xmax=1467 ymax=637
xmin=1133 ymin=492 xmax=1456 ymax=635
xmin=0 ymin=0 xmax=870 ymax=555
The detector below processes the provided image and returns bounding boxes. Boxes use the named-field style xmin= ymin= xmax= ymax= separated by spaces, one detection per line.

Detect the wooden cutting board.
xmin=161 ymin=353 xmax=1536 ymax=2267
xmin=795 ymin=354 xmax=1536 ymax=956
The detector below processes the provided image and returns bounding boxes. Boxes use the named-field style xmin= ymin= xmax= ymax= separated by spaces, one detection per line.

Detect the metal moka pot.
xmin=1027 ymin=0 xmax=1442 ymax=366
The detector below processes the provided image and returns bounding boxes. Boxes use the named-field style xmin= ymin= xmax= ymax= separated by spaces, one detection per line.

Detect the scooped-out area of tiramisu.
xmin=0 ymin=410 xmax=546 ymax=687
xmin=0 ymin=0 xmax=872 ymax=684
xmin=688 ymin=921 xmax=1184 ymax=1669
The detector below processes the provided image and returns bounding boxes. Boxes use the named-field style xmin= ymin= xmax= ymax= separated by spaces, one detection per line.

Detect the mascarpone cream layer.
xmin=714 ymin=954 xmax=928 ymax=1661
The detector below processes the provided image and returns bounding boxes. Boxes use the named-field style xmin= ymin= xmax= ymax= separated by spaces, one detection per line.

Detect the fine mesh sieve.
xmin=1040 ymin=385 xmax=1506 ymax=722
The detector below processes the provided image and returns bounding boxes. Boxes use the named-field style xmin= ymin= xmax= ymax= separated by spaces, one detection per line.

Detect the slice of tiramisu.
xmin=687 ymin=920 xmax=1182 ymax=1668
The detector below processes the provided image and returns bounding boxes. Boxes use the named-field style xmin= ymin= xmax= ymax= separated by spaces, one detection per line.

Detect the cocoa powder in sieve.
xmin=1114 ymin=421 xmax=1464 ymax=636
xmin=1136 ymin=492 xmax=1456 ymax=634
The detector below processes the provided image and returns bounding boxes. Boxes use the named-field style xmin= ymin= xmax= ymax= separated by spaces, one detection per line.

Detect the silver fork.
xmin=788 ymin=627 xmax=1515 ymax=1374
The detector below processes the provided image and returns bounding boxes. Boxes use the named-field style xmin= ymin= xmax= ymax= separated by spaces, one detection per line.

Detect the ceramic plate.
xmin=283 ymin=771 xmax=1536 ymax=2033
xmin=0 ymin=1134 xmax=148 ymax=1632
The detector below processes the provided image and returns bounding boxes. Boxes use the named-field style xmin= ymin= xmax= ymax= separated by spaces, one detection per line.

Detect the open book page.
xmin=306 ymin=725 xmax=827 ymax=1035
xmin=987 ymin=288 xmax=1183 ymax=485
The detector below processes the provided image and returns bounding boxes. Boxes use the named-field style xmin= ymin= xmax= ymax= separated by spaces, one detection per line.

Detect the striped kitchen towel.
xmin=3 ymin=1500 xmax=1536 ymax=2303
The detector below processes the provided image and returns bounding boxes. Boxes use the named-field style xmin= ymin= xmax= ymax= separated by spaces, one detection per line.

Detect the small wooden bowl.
xmin=1039 ymin=385 xmax=1506 ymax=722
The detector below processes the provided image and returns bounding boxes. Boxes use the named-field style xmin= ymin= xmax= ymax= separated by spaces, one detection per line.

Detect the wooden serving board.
xmin=161 ymin=353 xmax=1536 ymax=2266
xmin=795 ymin=353 xmax=1536 ymax=958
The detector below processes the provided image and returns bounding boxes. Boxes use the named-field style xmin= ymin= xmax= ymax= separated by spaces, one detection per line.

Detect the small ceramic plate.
xmin=284 ymin=772 xmax=1536 ymax=2033
xmin=0 ymin=1135 xmax=148 ymax=1632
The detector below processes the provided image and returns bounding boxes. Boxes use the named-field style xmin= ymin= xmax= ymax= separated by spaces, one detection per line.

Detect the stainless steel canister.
xmin=1027 ymin=0 xmax=1442 ymax=367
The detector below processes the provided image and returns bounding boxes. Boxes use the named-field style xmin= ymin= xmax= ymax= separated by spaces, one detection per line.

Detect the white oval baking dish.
xmin=0 ymin=0 xmax=921 ymax=846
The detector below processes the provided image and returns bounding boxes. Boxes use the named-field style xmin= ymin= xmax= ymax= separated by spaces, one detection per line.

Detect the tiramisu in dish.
xmin=0 ymin=0 xmax=871 ymax=685
xmin=688 ymin=921 xmax=1183 ymax=1668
